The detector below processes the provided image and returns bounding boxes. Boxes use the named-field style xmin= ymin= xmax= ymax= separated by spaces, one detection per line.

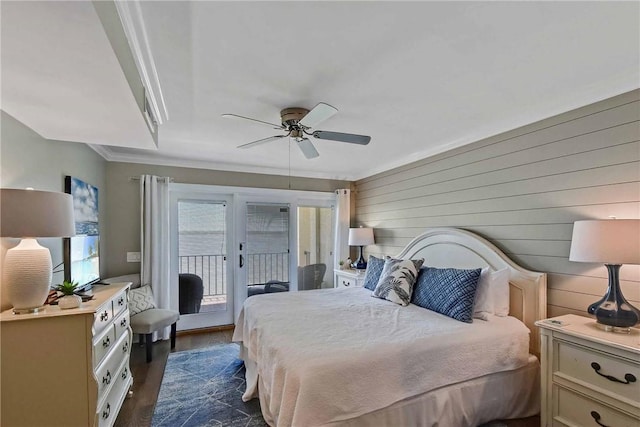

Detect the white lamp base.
xmin=3 ymin=238 xmax=52 ymax=314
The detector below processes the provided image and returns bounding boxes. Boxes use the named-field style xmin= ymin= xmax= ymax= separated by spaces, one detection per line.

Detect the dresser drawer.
xmin=114 ymin=309 xmax=130 ymax=341
xmin=95 ymin=332 xmax=129 ymax=399
xmin=555 ymin=340 xmax=640 ymax=406
xmin=97 ymin=359 xmax=132 ymax=427
xmin=94 ymin=325 xmax=117 ymax=368
xmin=554 ymin=385 xmax=638 ymax=427
xmin=113 ymin=291 xmax=128 ymax=318
xmin=94 ymin=302 xmax=113 ymax=335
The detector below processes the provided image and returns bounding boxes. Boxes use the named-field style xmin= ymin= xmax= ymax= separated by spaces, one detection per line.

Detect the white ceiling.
xmin=4 ymin=2 xmax=640 ymax=181
xmin=1 ymin=1 xmax=157 ymax=149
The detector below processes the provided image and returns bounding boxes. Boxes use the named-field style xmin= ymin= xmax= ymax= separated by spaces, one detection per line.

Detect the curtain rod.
xmin=128 ymin=176 xmax=174 ymax=182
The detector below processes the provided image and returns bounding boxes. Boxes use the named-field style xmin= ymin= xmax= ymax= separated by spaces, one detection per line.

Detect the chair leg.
xmin=170 ymin=323 xmax=177 ymax=349
xmin=145 ymin=333 xmax=153 ymax=363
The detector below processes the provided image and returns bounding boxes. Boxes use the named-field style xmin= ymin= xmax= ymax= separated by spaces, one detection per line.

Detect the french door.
xmin=170 ymin=183 xmax=336 ymax=327
xmin=170 ymin=191 xmax=234 ymax=330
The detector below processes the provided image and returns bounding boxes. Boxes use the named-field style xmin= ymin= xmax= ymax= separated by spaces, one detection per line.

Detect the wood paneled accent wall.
xmin=354 ymin=90 xmax=640 ymax=317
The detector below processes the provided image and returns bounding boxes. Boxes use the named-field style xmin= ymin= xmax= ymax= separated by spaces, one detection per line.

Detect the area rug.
xmin=152 ymin=343 xmax=267 ymax=427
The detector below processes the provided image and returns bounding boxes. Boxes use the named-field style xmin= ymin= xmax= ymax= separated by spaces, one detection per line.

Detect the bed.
xmin=233 ymin=227 xmax=547 ymax=427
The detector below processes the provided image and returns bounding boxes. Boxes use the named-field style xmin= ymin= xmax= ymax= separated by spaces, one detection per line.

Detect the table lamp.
xmin=1 ymin=188 xmax=75 ymax=313
xmin=348 ymin=227 xmax=374 ymax=270
xmin=569 ymin=219 xmax=640 ymax=332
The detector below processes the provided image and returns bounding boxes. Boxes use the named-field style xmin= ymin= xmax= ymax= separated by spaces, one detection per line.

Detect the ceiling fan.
xmin=222 ymin=102 xmax=371 ymax=159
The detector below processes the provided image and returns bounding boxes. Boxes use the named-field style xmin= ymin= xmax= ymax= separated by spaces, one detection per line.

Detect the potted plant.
xmin=55 ymin=280 xmax=82 ymax=309
xmin=339 ymin=260 xmax=345 ymax=270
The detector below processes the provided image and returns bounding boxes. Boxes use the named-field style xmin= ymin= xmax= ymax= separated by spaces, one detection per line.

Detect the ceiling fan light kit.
xmin=224 ymin=102 xmax=371 ymax=159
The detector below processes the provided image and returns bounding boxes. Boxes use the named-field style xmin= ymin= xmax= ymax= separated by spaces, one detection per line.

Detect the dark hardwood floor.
xmin=115 ymin=328 xmax=539 ymax=427
xmin=114 ymin=327 xmax=234 ymax=427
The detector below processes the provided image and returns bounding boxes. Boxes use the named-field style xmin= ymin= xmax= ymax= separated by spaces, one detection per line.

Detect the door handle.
xmin=239 ymin=254 xmax=244 ymax=268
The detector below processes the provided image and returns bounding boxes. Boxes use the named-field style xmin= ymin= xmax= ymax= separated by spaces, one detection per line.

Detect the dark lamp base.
xmin=352 ymin=246 xmax=367 ymax=270
xmin=589 ymin=264 xmax=640 ymax=332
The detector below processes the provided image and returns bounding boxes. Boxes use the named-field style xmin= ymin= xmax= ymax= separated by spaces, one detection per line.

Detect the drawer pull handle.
xmin=120 ymin=318 xmax=127 ymax=328
xmin=100 ymin=311 xmax=109 ymax=321
xmin=103 ymin=337 xmax=111 ymax=348
xmin=590 ymin=362 xmax=637 ymax=384
xmin=122 ymin=342 xmax=129 ymax=353
xmin=590 ymin=410 xmax=610 ymax=427
xmin=118 ymin=297 xmax=124 ymax=306
xmin=122 ymin=367 xmax=128 ymax=380
xmin=102 ymin=403 xmax=111 ymax=419
xmin=102 ymin=370 xmax=112 ymax=385
xmin=343 ymin=281 xmax=350 ymax=287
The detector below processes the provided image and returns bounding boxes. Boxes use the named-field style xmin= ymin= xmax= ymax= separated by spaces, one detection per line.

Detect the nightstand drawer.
xmin=555 ymin=340 xmax=640 ymax=405
xmin=554 ymin=386 xmax=638 ymax=427
xmin=337 ymin=277 xmax=355 ymax=288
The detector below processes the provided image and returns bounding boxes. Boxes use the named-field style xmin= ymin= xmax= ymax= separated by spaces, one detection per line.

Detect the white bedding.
xmin=232 ymin=287 xmax=531 ymax=427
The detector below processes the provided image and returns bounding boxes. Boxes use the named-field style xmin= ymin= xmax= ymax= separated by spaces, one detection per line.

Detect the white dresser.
xmin=536 ymin=314 xmax=640 ymax=427
xmin=0 ymin=283 xmax=133 ymax=427
xmin=334 ymin=268 xmax=366 ymax=288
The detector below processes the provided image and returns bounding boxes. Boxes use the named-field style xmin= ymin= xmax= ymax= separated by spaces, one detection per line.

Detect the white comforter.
xmin=233 ymin=287 xmax=530 ymax=427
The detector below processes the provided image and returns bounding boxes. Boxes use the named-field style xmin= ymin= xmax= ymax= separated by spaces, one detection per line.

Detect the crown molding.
xmin=88 ymin=145 xmax=355 ymax=181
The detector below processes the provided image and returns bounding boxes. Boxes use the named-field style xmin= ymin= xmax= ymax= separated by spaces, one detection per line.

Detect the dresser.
xmin=334 ymin=268 xmax=366 ymax=288
xmin=536 ymin=314 xmax=640 ymax=427
xmin=1 ymin=283 xmax=133 ymax=427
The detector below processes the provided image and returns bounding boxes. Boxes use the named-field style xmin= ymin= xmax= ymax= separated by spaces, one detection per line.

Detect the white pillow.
xmin=473 ymin=267 xmax=494 ymax=320
xmin=492 ymin=268 xmax=510 ymax=317
xmin=473 ymin=267 xmax=510 ymax=320
xmin=128 ymin=285 xmax=156 ymax=315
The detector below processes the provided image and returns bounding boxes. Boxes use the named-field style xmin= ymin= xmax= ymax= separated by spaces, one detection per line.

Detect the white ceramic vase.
xmin=59 ymin=294 xmax=81 ymax=310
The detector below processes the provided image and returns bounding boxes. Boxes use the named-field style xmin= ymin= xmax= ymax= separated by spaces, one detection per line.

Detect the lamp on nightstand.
xmin=569 ymin=219 xmax=640 ymax=332
xmin=1 ymin=188 xmax=75 ymax=313
xmin=348 ymin=227 xmax=374 ymax=270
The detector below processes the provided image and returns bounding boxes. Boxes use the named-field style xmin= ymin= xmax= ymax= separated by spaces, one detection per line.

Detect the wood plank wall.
xmin=354 ymin=90 xmax=640 ymax=318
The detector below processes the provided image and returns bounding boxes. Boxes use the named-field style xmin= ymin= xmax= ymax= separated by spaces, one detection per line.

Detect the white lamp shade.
xmin=348 ymin=227 xmax=374 ymax=246
xmin=1 ymin=188 xmax=76 ymax=312
xmin=1 ymin=188 xmax=75 ymax=237
xmin=569 ymin=219 xmax=640 ymax=264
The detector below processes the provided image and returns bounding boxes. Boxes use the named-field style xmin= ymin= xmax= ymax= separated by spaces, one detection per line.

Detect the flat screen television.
xmin=64 ymin=176 xmax=101 ymax=292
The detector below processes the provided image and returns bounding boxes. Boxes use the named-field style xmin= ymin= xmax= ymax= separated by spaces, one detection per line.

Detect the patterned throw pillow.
xmin=128 ymin=285 xmax=156 ymax=315
xmin=372 ymin=257 xmax=424 ymax=306
xmin=412 ymin=267 xmax=481 ymax=323
xmin=363 ymin=255 xmax=385 ymax=290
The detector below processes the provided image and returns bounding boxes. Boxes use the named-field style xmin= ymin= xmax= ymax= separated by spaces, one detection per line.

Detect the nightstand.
xmin=536 ymin=314 xmax=640 ymax=427
xmin=334 ymin=268 xmax=366 ymax=288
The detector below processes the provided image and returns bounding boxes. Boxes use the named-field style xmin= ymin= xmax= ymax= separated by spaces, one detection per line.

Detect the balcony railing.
xmin=247 ymin=252 xmax=289 ymax=286
xmin=179 ymin=254 xmax=227 ymax=297
xmin=178 ymin=252 xmax=289 ymax=296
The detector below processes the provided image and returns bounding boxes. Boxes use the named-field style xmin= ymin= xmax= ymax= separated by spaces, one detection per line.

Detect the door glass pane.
xmin=178 ymin=200 xmax=227 ymax=313
xmin=297 ymin=206 xmax=333 ymax=290
xmin=246 ymin=204 xmax=290 ymax=293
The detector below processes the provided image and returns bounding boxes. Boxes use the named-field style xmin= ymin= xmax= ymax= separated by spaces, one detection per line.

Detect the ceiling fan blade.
xmin=298 ymin=102 xmax=338 ymax=129
xmin=237 ymin=135 xmax=286 ymax=149
xmin=222 ymin=113 xmax=284 ymax=130
xmin=296 ymin=138 xmax=319 ymax=159
xmin=312 ymin=130 xmax=371 ymax=145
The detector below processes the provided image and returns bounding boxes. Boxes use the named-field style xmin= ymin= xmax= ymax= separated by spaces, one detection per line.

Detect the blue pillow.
xmin=411 ymin=267 xmax=481 ymax=323
xmin=363 ymin=255 xmax=385 ymax=290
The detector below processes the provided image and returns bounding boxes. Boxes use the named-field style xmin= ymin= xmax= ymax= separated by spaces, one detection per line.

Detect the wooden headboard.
xmin=394 ymin=227 xmax=547 ymax=357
